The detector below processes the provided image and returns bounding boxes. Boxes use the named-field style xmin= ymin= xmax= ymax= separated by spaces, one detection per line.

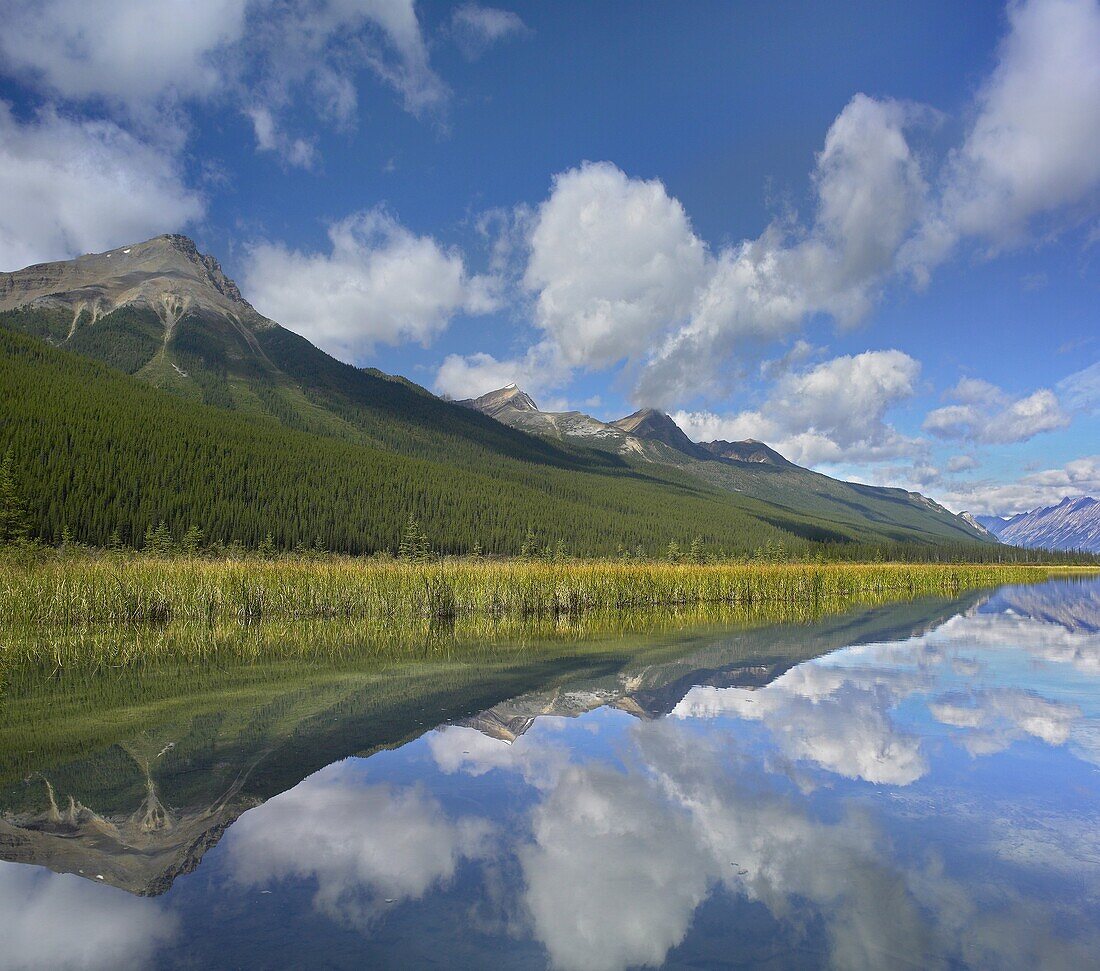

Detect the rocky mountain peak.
xmin=700 ymin=439 xmax=794 ymax=468
xmin=611 ymin=408 xmax=706 ymax=458
xmin=462 ymin=384 xmax=540 ymax=418
xmin=0 ymin=233 xmax=255 ymax=316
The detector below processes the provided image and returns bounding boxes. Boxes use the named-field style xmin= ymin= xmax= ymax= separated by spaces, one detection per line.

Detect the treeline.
xmin=2 ymin=328 xmax=1091 ymax=565
xmin=0 ymin=329 xmax=827 ymax=557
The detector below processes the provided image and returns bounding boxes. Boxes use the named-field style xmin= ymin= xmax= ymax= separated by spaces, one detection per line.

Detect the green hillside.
xmin=5 ymin=327 xmax=921 ymax=555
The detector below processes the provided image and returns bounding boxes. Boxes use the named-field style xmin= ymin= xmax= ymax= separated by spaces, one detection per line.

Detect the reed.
xmin=0 ymin=554 xmax=1085 ymax=633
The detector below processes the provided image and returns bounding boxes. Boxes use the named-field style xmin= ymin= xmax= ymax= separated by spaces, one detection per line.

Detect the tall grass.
xmin=0 ymin=555 xmax=1085 ymax=630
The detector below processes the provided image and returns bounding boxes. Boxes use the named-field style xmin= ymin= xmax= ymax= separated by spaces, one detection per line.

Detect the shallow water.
xmin=1 ymin=578 xmax=1099 ymax=969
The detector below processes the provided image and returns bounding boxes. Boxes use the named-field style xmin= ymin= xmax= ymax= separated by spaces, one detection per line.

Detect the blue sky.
xmin=0 ymin=0 xmax=1097 ymax=515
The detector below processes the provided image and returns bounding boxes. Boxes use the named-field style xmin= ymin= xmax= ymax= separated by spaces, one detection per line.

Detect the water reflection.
xmin=1 ymin=578 xmax=1099 ymax=969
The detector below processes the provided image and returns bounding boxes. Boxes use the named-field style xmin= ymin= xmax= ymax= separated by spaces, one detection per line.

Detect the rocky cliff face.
xmin=0 ymin=234 xmax=259 ymax=322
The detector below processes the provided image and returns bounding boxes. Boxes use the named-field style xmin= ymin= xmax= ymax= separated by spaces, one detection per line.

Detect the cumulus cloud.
xmin=903 ymin=0 xmax=1100 ymax=278
xmin=0 ymin=861 xmax=177 ymax=969
xmin=0 ymin=0 xmax=248 ymax=116
xmin=0 ymin=102 xmax=204 ymax=270
xmin=523 ymin=160 xmax=709 ymax=372
xmin=0 ymin=0 xmax=449 ymax=165
xmin=638 ymin=96 xmax=931 ymax=405
xmin=445 ymin=1 xmax=1100 ymax=414
xmin=673 ymin=349 xmax=923 ymax=467
xmin=434 ymin=343 xmax=569 ymax=399
xmin=451 ymin=4 xmax=530 ymax=59
xmin=228 ymin=767 xmax=491 ymax=930
xmin=923 ymin=377 xmax=1069 ymax=444
xmin=506 ymin=97 xmax=926 ymax=407
xmin=242 ymin=208 xmax=498 ymax=360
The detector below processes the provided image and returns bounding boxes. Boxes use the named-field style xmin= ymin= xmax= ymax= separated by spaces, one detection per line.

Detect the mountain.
xmin=977 ymin=497 xmax=1100 ymax=553
xmin=611 ymin=408 xmax=711 ymax=459
xmin=463 ymin=385 xmax=993 ymax=547
xmin=0 ymin=235 xmax=993 ymax=554
xmin=0 ymin=235 xmax=585 ymax=467
xmin=958 ymin=512 xmax=996 ymax=539
xmin=701 ymin=439 xmax=794 ymax=468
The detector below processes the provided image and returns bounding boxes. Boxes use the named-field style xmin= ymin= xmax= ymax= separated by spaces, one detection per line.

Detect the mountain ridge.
xmin=461 ymin=383 xmax=992 ymax=546
xmin=0 ymin=235 xmax=995 ymax=552
xmin=977 ymin=496 xmax=1100 ymax=553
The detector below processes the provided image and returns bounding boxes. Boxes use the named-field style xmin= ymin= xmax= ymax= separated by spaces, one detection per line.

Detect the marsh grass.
xmin=0 ymin=556 xmax=1085 ymax=631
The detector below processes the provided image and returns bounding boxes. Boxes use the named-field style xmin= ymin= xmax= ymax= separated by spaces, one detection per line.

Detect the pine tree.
xmin=665 ymin=540 xmax=682 ymax=563
xmin=398 ymin=516 xmax=430 ymax=562
xmin=182 ymin=524 xmax=205 ymax=556
xmin=689 ymin=536 xmax=704 ymax=564
xmin=144 ymin=521 xmax=173 ymax=556
xmin=520 ymin=528 xmax=537 ymax=560
xmin=0 ymin=449 xmax=31 ymax=545
xmin=257 ymin=531 xmax=276 ymax=558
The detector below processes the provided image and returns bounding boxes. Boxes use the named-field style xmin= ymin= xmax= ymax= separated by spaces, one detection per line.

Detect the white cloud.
xmin=929 ymin=687 xmax=1079 ymax=755
xmin=453 ymin=1 xmax=1100 ymax=410
xmin=434 ymin=344 xmax=566 ymax=400
xmin=229 ymin=766 xmax=491 ymax=930
xmin=675 ymin=661 xmax=929 ymax=785
xmin=245 ymin=105 xmax=317 ymax=169
xmin=452 ymin=4 xmax=530 ymax=59
xmin=0 ymin=861 xmax=177 ymax=969
xmin=523 ymin=160 xmax=709 ymax=372
xmin=0 ymin=102 xmax=204 ymax=270
xmin=516 ymin=98 xmax=927 ymax=406
xmin=253 ymin=0 xmax=449 ymax=124
xmin=934 ymin=454 xmax=1100 ymax=515
xmin=0 ymin=0 xmax=248 ymax=115
xmin=1058 ymin=359 xmax=1100 ymax=412
xmin=0 ymin=0 xmax=449 ymax=164
xmin=673 ymin=349 xmax=923 ymax=467
xmin=904 ymin=0 xmax=1100 ymax=279
xmin=242 ymin=208 xmax=497 ymax=361
xmin=946 ymin=454 xmax=980 ymax=473
xmin=923 ymin=377 xmax=1069 ymax=444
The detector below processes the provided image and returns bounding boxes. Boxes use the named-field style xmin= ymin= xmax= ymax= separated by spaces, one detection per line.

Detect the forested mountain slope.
xmin=0 ymin=328 xmax=894 ymax=554
xmin=0 ymin=235 xmax=993 ymax=553
xmin=461 ymin=386 xmax=991 ymax=547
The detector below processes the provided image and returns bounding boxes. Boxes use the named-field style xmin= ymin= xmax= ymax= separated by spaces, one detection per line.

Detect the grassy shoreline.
xmin=1 ymin=554 xmax=1092 ymax=629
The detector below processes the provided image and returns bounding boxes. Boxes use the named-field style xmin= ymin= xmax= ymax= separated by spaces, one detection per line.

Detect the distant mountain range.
xmin=460 ymin=384 xmax=988 ymax=546
xmin=0 ymin=235 xmax=993 ymax=553
xmin=978 ymin=497 xmax=1100 ymax=553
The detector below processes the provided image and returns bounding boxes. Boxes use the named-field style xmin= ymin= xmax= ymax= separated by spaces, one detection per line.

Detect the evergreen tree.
xmin=689 ymin=536 xmax=704 ymax=564
xmin=398 ymin=516 xmax=430 ymax=562
xmin=0 ymin=449 xmax=30 ymax=544
xmin=144 ymin=521 xmax=173 ymax=556
xmin=665 ymin=540 xmax=682 ymax=563
xmin=257 ymin=531 xmax=276 ymax=559
xmin=520 ymin=528 xmax=537 ymax=560
xmin=182 ymin=524 xmax=205 ymax=556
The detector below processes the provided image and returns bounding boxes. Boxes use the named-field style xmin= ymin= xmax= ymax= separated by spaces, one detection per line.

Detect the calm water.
xmin=2 ymin=578 xmax=1099 ymax=970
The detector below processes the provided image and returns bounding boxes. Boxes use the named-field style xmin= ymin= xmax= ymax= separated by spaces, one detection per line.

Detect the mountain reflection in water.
xmin=1 ymin=579 xmax=1099 ymax=969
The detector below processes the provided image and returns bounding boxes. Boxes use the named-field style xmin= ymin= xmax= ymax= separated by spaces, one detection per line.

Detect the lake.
xmin=1 ymin=577 xmax=1098 ymax=969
